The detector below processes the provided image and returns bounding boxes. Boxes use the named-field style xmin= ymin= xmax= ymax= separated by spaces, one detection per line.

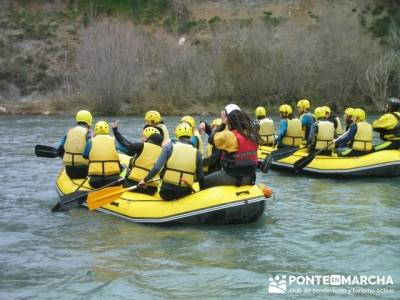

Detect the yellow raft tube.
xmin=258 ymin=146 xmax=400 ymax=177
xmin=56 ymin=154 xmax=270 ymax=224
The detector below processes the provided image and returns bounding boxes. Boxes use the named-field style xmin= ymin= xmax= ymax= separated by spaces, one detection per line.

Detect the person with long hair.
xmin=201 ymin=104 xmax=262 ymax=188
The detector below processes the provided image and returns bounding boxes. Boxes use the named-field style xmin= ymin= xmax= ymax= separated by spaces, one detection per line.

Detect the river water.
xmin=0 ymin=116 xmax=399 ymax=300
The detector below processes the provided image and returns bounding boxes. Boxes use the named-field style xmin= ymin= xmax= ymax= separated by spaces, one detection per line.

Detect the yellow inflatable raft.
xmin=258 ymin=146 xmax=400 ymax=177
xmin=56 ymin=154 xmax=270 ymax=224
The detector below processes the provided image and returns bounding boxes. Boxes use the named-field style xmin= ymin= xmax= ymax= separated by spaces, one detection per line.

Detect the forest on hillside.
xmin=0 ymin=0 xmax=399 ymax=115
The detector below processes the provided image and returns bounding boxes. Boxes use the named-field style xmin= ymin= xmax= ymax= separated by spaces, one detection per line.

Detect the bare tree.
xmin=77 ymin=21 xmax=144 ymax=114
xmin=362 ymin=51 xmax=400 ymax=110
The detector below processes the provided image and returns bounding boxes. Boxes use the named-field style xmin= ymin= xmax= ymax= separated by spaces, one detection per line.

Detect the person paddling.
xmin=138 ymin=123 xmax=204 ymax=200
xmin=307 ymin=107 xmax=335 ymax=156
xmin=83 ymin=121 xmax=122 ymax=189
xmin=57 ymin=110 xmax=92 ymax=179
xmin=112 ymin=121 xmax=163 ymax=195
xmin=276 ymin=104 xmax=303 ymax=149
xmin=335 ymin=108 xmax=372 ymax=156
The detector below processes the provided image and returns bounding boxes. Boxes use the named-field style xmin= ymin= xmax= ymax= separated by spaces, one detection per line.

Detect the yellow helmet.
xmin=314 ymin=107 xmax=326 ymax=119
xmin=75 ymin=110 xmax=92 ymax=126
xmin=144 ymin=110 xmax=161 ymax=124
xmin=175 ymin=123 xmax=192 ymax=139
xmin=279 ymin=104 xmax=292 ymax=117
xmin=180 ymin=115 xmax=196 ymax=128
xmin=344 ymin=107 xmax=354 ymax=118
xmin=353 ymin=108 xmax=366 ymax=122
xmin=211 ymin=118 xmax=222 ymax=127
xmin=255 ymin=106 xmax=266 ymax=118
xmin=322 ymin=106 xmax=331 ymax=116
xmin=297 ymin=99 xmax=311 ymax=110
xmin=142 ymin=126 xmax=159 ymax=139
xmin=94 ymin=121 xmax=110 ymax=135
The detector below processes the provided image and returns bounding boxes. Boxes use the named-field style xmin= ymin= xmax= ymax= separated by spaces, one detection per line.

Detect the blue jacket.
xmin=276 ymin=119 xmax=288 ymax=145
xmin=335 ymin=123 xmax=357 ymax=148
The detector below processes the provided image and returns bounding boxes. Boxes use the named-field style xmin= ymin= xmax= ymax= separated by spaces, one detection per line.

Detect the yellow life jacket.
xmin=127 ymin=143 xmax=162 ymax=186
xmin=63 ymin=126 xmax=89 ymax=166
xmin=158 ymin=124 xmax=170 ymax=144
xmin=315 ymin=121 xmax=335 ymax=150
xmin=352 ymin=121 xmax=373 ymax=151
xmin=335 ymin=117 xmax=344 ymax=135
xmin=162 ymin=142 xmax=197 ymax=187
xmin=377 ymin=112 xmax=400 ymax=141
xmin=258 ymin=118 xmax=275 ymax=145
xmin=206 ymin=143 xmax=213 ymax=158
xmin=203 ymin=143 xmax=214 ymax=172
xmin=88 ymin=135 xmax=120 ymax=176
xmin=282 ymin=118 xmax=303 ymax=147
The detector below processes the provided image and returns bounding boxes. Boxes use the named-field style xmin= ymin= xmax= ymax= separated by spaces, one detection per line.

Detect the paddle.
xmin=35 ymin=145 xmax=58 ymax=158
xmin=51 ymin=177 xmax=125 ymax=212
xmin=260 ymin=146 xmax=306 ymax=173
xmin=86 ymin=178 xmax=160 ymax=211
xmin=293 ymin=142 xmax=334 ymax=172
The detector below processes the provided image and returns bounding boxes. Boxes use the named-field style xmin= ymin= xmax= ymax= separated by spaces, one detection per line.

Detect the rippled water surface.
xmin=0 ymin=116 xmax=399 ymax=299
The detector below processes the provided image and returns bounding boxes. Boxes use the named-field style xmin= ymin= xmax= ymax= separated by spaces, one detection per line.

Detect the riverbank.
xmin=0 ymin=98 xmax=228 ymax=116
xmin=0 ymin=98 xmax=382 ymax=116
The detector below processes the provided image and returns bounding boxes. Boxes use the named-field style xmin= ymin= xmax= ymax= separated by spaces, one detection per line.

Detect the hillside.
xmin=0 ymin=0 xmax=399 ymax=115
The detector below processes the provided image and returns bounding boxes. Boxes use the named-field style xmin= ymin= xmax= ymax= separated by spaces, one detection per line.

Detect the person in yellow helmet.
xmin=307 ymin=107 xmax=335 ymax=155
xmin=201 ymin=104 xmax=261 ymax=188
xmin=323 ymin=104 xmax=343 ymax=136
xmin=111 ymin=121 xmax=163 ymax=195
xmin=144 ymin=110 xmax=170 ymax=145
xmin=139 ymin=123 xmax=204 ymax=200
xmin=276 ymin=104 xmax=303 ymax=148
xmin=296 ymin=99 xmax=315 ymax=141
xmin=180 ymin=115 xmax=204 ymax=155
xmin=198 ymin=118 xmax=223 ymax=174
xmin=57 ymin=110 xmax=92 ymax=179
xmin=344 ymin=107 xmax=355 ymax=131
xmin=372 ymin=98 xmax=400 ymax=151
xmin=82 ymin=121 xmax=122 ymax=188
xmin=255 ymin=106 xmax=275 ymax=146
xmin=335 ymin=108 xmax=373 ymax=156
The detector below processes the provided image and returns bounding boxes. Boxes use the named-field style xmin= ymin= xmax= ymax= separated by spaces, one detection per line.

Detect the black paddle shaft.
xmin=35 ymin=145 xmax=58 ymax=158
xmin=52 ymin=177 xmax=125 ymax=212
xmin=293 ymin=142 xmax=334 ymax=172
xmin=260 ymin=146 xmax=305 ymax=173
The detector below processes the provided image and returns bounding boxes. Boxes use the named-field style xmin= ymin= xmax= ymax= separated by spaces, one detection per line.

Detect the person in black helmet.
xmin=372 ymin=98 xmax=400 ymax=151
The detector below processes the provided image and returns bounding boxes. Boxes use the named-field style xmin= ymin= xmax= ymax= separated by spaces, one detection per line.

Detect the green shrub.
xmin=369 ymin=16 xmax=392 ymax=38
xmin=262 ymin=11 xmax=284 ymax=26
xmin=209 ymin=16 xmax=221 ymax=26
xmin=79 ymin=0 xmax=168 ymax=23
xmin=308 ymin=11 xmax=319 ymax=20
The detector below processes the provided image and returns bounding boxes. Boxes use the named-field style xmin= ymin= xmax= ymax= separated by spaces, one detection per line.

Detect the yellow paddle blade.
xmin=87 ymin=186 xmax=127 ymax=211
